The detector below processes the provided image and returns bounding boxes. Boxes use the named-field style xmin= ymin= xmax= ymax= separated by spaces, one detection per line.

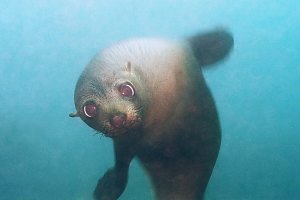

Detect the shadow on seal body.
xmin=70 ymin=29 xmax=234 ymax=200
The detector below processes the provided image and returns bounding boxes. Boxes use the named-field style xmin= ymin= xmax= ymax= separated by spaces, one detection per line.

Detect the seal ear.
xmin=188 ymin=29 xmax=234 ymax=67
xmin=125 ymin=62 xmax=131 ymax=72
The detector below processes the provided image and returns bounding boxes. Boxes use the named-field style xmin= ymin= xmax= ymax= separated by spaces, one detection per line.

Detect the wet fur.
xmin=72 ymin=29 xmax=233 ymax=200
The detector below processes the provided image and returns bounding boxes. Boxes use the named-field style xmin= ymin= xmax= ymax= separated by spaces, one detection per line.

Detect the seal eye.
xmin=83 ymin=101 xmax=97 ymax=118
xmin=118 ymin=83 xmax=135 ymax=97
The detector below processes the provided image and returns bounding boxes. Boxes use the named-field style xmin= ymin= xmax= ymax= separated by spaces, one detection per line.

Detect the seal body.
xmin=71 ymin=30 xmax=233 ymax=200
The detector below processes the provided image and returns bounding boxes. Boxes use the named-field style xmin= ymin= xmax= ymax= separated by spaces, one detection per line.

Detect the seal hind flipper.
xmin=188 ymin=29 xmax=234 ymax=66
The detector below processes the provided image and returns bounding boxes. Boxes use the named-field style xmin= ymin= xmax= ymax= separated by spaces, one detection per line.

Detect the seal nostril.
xmin=83 ymin=102 xmax=97 ymax=118
xmin=111 ymin=114 xmax=126 ymax=128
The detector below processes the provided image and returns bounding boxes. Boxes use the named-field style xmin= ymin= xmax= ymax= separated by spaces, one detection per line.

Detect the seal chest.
xmin=70 ymin=29 xmax=233 ymax=200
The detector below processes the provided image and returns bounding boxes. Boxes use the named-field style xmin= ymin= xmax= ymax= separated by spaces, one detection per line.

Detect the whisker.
xmin=136 ymin=105 xmax=145 ymax=112
xmin=92 ymin=129 xmax=101 ymax=135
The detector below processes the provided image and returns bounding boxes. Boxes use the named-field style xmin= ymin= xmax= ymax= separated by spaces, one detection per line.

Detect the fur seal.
xmin=70 ymin=29 xmax=234 ymax=200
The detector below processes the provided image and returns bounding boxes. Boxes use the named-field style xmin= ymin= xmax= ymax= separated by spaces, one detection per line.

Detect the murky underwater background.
xmin=0 ymin=0 xmax=299 ymax=199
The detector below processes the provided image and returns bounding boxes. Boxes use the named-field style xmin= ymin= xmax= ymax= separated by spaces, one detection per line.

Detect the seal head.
xmin=73 ymin=60 xmax=146 ymax=137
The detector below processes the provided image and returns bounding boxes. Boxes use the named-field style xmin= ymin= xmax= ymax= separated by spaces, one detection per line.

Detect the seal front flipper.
xmin=94 ymin=138 xmax=136 ymax=200
xmin=94 ymin=167 xmax=128 ymax=200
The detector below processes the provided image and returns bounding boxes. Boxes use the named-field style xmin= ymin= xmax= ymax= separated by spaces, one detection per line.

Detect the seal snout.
xmin=111 ymin=114 xmax=127 ymax=128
